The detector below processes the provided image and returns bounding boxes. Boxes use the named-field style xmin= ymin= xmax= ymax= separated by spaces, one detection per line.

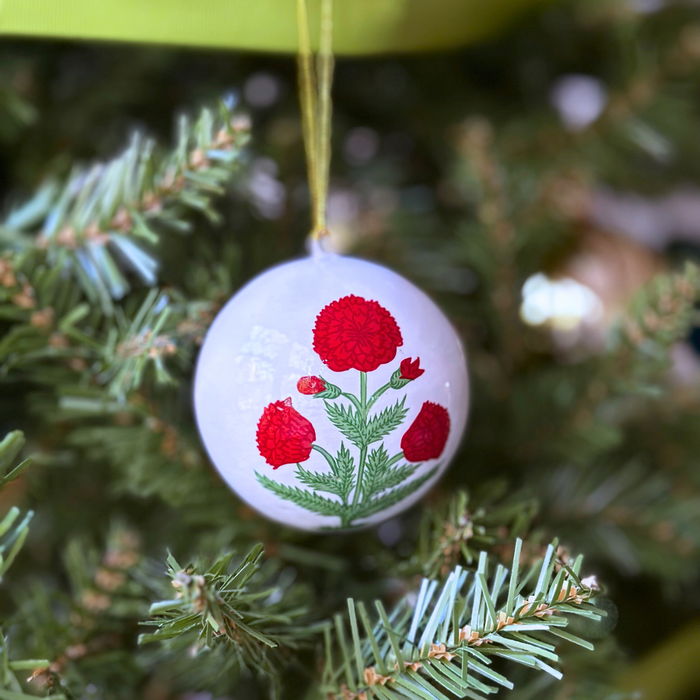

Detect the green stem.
xmin=351 ymin=372 xmax=369 ymax=509
xmin=311 ymin=444 xmax=336 ymax=470
xmin=311 ymin=446 xmax=349 ymax=515
xmin=387 ymin=451 xmax=404 ymax=467
xmin=340 ymin=392 xmax=362 ymax=411
xmin=366 ymin=382 xmax=391 ymax=410
xmin=351 ymin=447 xmax=367 ymax=509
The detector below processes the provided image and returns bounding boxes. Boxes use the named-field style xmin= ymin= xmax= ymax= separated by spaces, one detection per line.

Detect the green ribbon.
xmin=0 ymin=0 xmax=555 ymax=55
xmin=297 ymin=0 xmax=334 ymax=240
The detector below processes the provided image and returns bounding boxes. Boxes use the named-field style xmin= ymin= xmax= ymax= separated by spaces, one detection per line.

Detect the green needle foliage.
xmin=0 ymin=431 xmax=32 ymax=582
xmin=140 ymin=544 xmax=314 ymax=696
xmin=402 ymin=488 xmax=540 ymax=580
xmin=1 ymin=99 xmax=249 ymax=314
xmin=0 ymin=433 xmax=54 ymax=700
xmin=0 ymin=97 xmax=249 ymax=398
xmin=1 ymin=2 xmax=700 ymax=698
xmin=0 ymin=634 xmax=63 ymax=700
xmin=321 ymin=541 xmax=603 ymax=700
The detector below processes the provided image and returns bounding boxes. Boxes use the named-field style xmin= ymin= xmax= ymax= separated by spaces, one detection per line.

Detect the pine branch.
xmin=140 ymin=545 xmax=314 ymax=694
xmin=0 ymin=95 xmax=245 ymax=437
xmin=58 ymin=391 xmax=239 ymax=524
xmin=540 ymin=458 xmax=700 ymax=581
xmin=0 ymin=630 xmax=63 ymax=700
xmin=519 ymin=263 xmax=700 ymax=466
xmin=9 ymin=523 xmax=149 ymax=697
xmin=613 ymin=262 xmax=700 ymax=383
xmin=321 ymin=540 xmax=604 ymax=700
xmin=0 ymin=430 xmax=31 ymax=491
xmin=0 ymin=98 xmax=249 ymax=314
xmin=0 ymin=255 xmax=220 ymax=397
xmin=0 ymin=431 xmax=33 ymax=582
xmin=98 ymin=289 xmax=180 ymax=398
xmin=397 ymin=488 xmax=540 ymax=581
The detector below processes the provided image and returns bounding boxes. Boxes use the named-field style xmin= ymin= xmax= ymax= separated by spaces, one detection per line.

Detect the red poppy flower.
xmin=400 ymin=357 xmax=424 ymax=381
xmin=297 ymin=376 xmax=326 ymax=395
xmin=313 ymin=295 xmax=403 ymax=373
xmin=400 ymin=402 xmax=450 ymax=463
xmin=256 ymin=398 xmax=316 ymax=469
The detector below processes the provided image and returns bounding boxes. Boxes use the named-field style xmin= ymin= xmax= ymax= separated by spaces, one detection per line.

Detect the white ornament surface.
xmin=194 ymin=249 xmax=469 ymax=531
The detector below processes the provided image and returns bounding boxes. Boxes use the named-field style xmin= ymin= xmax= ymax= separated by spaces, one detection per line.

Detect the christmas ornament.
xmin=194 ymin=248 xmax=469 ymax=531
xmin=193 ymin=0 xmax=469 ymax=531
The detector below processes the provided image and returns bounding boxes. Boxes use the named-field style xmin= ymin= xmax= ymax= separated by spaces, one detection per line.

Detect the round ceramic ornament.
xmin=194 ymin=244 xmax=469 ymax=531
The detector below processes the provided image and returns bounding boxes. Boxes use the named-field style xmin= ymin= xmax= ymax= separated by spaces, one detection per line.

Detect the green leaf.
xmin=364 ymin=396 xmax=408 ymax=445
xmin=333 ymin=443 xmax=356 ymax=502
xmin=375 ymin=463 xmax=421 ymax=493
xmin=296 ymin=465 xmax=346 ymax=497
xmin=296 ymin=443 xmax=356 ymax=502
xmin=256 ymin=472 xmax=344 ymax=517
xmin=354 ymin=467 xmax=438 ymax=520
xmin=362 ymin=444 xmax=390 ymax=499
xmin=324 ymin=401 xmax=365 ymax=447
xmin=362 ymin=445 xmax=419 ymax=500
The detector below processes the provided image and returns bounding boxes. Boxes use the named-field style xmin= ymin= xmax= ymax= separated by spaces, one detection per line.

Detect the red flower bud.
xmin=297 ymin=376 xmax=327 ymax=395
xmin=313 ymin=295 xmax=403 ymax=373
xmin=399 ymin=357 xmax=424 ymax=381
xmin=400 ymin=402 xmax=450 ymax=463
xmin=256 ymin=398 xmax=316 ymax=469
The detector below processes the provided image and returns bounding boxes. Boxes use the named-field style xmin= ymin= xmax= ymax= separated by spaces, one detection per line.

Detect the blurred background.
xmin=1 ymin=0 xmax=700 ymax=699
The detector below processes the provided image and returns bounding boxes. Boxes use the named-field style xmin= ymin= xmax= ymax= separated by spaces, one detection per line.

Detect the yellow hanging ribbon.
xmin=297 ymin=0 xmax=334 ymax=240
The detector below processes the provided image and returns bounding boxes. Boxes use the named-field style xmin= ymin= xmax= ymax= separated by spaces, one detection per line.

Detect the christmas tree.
xmin=1 ymin=1 xmax=700 ymax=699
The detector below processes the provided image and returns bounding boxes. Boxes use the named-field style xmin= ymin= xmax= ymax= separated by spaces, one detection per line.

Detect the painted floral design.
xmin=256 ymin=398 xmax=316 ymax=469
xmin=313 ymin=295 xmax=403 ymax=372
xmin=255 ymin=295 xmax=450 ymax=528
xmin=399 ymin=357 xmax=424 ymax=381
xmin=297 ymin=376 xmax=326 ymax=395
xmin=401 ymin=402 xmax=450 ymax=462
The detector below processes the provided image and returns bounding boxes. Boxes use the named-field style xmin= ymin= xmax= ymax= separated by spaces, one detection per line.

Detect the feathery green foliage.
xmin=321 ymin=541 xmax=603 ymax=700
xmin=401 ymin=488 xmax=540 ymax=580
xmin=140 ymin=544 xmax=314 ymax=695
xmin=1 ymin=2 xmax=700 ymax=699
xmin=0 ymin=431 xmax=32 ymax=582
xmin=1 ymin=100 xmax=249 ymax=314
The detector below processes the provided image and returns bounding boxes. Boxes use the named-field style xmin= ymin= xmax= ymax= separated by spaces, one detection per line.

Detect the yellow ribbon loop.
xmin=297 ymin=0 xmax=334 ymax=240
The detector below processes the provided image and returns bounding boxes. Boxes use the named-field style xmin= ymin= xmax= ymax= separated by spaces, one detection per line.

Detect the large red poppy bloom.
xmin=256 ymin=398 xmax=316 ymax=469
xmin=313 ymin=295 xmax=403 ymax=373
xmin=400 ymin=402 xmax=450 ymax=463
